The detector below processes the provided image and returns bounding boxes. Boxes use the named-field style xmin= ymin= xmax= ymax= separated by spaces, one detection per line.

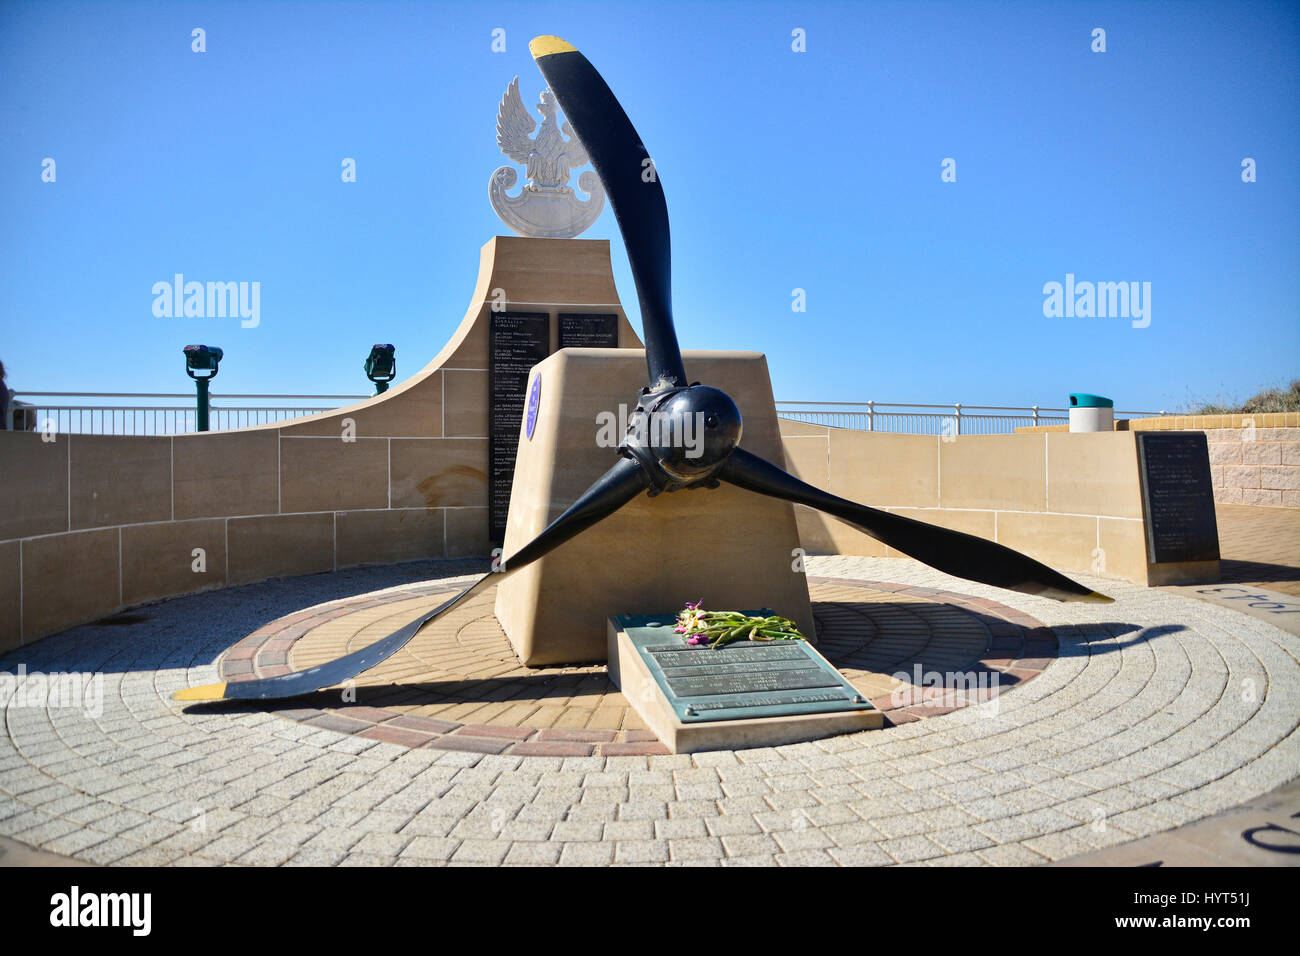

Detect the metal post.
xmin=954 ymin=403 xmax=962 ymax=436
xmin=1032 ymin=405 xmax=1039 ymax=427
xmin=196 ymin=378 xmax=210 ymax=432
xmin=868 ymin=400 xmax=875 ymax=432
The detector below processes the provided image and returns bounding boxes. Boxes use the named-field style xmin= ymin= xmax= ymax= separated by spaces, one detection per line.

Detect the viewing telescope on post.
xmin=182 ymin=344 xmax=223 ymax=432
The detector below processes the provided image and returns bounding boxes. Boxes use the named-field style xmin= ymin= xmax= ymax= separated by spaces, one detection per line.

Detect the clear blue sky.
xmin=2 ymin=0 xmax=1297 ymax=412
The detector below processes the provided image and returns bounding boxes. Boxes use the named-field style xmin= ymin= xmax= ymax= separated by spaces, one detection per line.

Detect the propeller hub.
xmin=622 ymin=385 xmax=742 ymax=489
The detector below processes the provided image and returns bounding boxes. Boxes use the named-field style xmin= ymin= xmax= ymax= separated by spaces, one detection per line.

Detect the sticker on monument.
xmin=525 ymin=372 xmax=541 ymax=440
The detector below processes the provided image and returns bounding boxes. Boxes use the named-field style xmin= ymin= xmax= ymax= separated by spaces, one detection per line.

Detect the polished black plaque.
xmin=489 ymin=312 xmax=550 ymax=542
xmin=1136 ymin=432 xmax=1221 ymax=564
xmin=558 ymin=312 xmax=619 ymax=350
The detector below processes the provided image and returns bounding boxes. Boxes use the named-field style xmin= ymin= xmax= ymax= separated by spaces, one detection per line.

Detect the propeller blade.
xmin=720 ymin=448 xmax=1112 ymax=603
xmin=530 ymin=35 xmax=686 ymax=388
xmin=174 ymin=456 xmax=651 ymax=702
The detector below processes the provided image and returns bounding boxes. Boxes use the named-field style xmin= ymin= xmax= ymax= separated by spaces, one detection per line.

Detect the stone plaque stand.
xmin=607 ymin=616 xmax=881 ymax=753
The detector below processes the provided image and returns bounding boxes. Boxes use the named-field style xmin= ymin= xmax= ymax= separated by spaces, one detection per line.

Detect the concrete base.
xmin=606 ymin=617 xmax=882 ymax=754
xmin=494 ymin=348 xmax=816 ymax=666
xmin=1147 ymin=559 xmax=1220 ymax=587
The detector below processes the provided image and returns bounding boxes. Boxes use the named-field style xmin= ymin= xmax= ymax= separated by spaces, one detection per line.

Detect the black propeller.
xmin=529 ymin=35 xmax=685 ymax=389
xmin=532 ymin=35 xmax=1109 ymax=600
xmin=721 ymin=449 xmax=1107 ymax=603
xmin=175 ymin=36 xmax=1108 ymax=704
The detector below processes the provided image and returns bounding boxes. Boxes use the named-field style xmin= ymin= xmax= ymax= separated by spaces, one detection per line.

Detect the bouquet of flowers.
xmin=674 ymin=600 xmax=806 ymax=648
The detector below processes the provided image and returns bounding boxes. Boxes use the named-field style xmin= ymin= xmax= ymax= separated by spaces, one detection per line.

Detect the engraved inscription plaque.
xmin=1136 ymin=432 xmax=1221 ymax=564
xmin=664 ymin=668 xmax=841 ymax=697
xmin=557 ymin=312 xmax=619 ymax=350
xmin=617 ymin=613 xmax=873 ymax=723
xmin=489 ymin=312 xmax=550 ymax=542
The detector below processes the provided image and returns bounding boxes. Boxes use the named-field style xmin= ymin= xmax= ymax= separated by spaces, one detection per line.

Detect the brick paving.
xmin=214 ymin=577 xmax=1054 ymax=752
xmin=1 ymin=554 xmax=1296 ymax=866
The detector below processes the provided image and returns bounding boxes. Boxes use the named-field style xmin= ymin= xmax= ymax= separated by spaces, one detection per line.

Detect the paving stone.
xmin=451 ymin=838 xmax=510 ymax=864
xmin=12 ymin=817 xmax=83 ymax=844
xmin=668 ymin=837 xmax=725 ymax=861
xmin=3 ymin=554 xmax=1296 ymax=870
xmin=655 ymin=817 xmax=709 ymax=840
xmin=284 ymin=846 xmax=349 ymax=866
xmin=235 ymin=842 xmax=297 ymax=866
xmin=720 ymin=833 xmax=781 ymax=857
xmin=42 ymin=827 xmax=112 ymax=856
xmin=504 ymin=841 xmax=562 ymax=865
xmin=603 ymin=820 xmax=654 ymax=842
xmin=775 ymin=848 xmax=837 ymax=866
xmin=880 ymin=834 xmax=946 ymax=863
xmin=558 ymin=841 xmax=614 ymax=866
xmin=400 ymin=836 xmax=461 ymax=861
xmin=614 ymin=839 xmax=669 ymax=863
xmin=772 ymin=826 xmax=834 ymax=853
xmin=827 ymin=843 xmax=894 ymax=866
xmin=705 ymin=815 xmax=763 ymax=837
xmin=976 ymin=842 xmax=1049 ymax=865
xmin=195 ymin=834 xmax=259 ymax=863
xmin=819 ymin=821 xmax=885 ymax=847
xmin=118 ymin=846 xmax=184 ymax=866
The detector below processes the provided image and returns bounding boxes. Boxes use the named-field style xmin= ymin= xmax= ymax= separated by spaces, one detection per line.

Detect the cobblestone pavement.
xmin=1 ymin=556 xmax=1297 ymax=866
xmin=207 ymin=576 xmax=1054 ymax=753
xmin=1054 ymin=776 xmax=1300 ymax=866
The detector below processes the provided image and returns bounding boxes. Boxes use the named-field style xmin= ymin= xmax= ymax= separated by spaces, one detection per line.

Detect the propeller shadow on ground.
xmin=1066 ymin=623 xmax=1189 ymax=650
xmin=1216 ymin=560 xmax=1300 ymax=588
xmin=0 ymin=559 xmax=490 ymax=678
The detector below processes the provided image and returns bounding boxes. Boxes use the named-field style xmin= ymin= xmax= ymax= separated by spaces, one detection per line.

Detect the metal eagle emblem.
xmin=489 ymin=77 xmax=605 ymax=238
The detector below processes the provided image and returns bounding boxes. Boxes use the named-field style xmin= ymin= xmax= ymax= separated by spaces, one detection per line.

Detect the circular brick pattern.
xmin=214 ymin=577 xmax=1057 ymax=756
xmin=0 ymin=555 xmax=1295 ymax=867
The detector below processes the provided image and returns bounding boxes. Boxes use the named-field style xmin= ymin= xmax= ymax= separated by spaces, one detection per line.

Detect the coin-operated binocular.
xmin=364 ymin=344 xmax=396 ymax=395
xmin=183 ymin=344 xmax=223 ymax=432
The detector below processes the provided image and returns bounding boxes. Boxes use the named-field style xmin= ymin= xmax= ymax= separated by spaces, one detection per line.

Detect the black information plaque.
xmin=557 ymin=313 xmax=619 ymax=350
xmin=1136 ymin=432 xmax=1221 ymax=564
xmin=488 ymin=312 xmax=550 ymax=542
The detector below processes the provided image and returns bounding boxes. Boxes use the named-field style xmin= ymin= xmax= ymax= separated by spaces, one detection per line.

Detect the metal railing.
xmin=9 ymin=392 xmax=369 ymax=436
xmin=6 ymin=392 xmax=1170 ymax=437
xmin=775 ymin=402 xmax=1169 ymax=435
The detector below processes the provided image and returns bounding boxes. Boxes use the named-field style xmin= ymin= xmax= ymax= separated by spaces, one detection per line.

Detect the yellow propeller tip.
xmin=172 ymin=682 xmax=227 ymax=701
xmin=1072 ymin=591 xmax=1115 ymax=605
xmin=530 ymin=35 xmax=577 ymax=58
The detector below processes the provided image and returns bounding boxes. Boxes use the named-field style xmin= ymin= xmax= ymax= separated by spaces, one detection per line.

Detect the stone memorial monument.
xmin=175 ymin=36 xmax=1110 ymax=731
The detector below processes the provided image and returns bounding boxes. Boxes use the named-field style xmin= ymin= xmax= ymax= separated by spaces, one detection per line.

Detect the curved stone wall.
xmin=778 ymin=421 xmax=1175 ymax=588
xmin=0 ymin=237 xmax=642 ymax=650
xmin=1019 ymin=412 xmax=1299 ymax=508
xmin=1 ymin=238 xmax=1213 ymax=652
